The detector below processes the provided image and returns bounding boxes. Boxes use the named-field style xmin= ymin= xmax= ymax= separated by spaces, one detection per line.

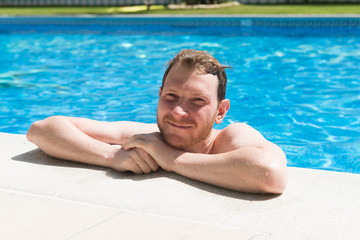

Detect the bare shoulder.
xmin=213 ymin=123 xmax=269 ymax=153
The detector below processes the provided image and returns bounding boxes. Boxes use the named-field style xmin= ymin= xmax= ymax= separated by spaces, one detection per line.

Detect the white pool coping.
xmin=1 ymin=132 xmax=359 ymax=239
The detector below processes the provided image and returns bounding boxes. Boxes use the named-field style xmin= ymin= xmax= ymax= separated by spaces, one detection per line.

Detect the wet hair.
xmin=161 ymin=49 xmax=232 ymax=102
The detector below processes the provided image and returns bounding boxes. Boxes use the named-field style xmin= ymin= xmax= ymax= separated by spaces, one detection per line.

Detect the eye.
xmin=164 ymin=93 xmax=178 ymax=100
xmin=192 ymin=98 xmax=205 ymax=106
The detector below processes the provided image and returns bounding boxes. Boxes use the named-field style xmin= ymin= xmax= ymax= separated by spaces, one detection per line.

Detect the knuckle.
xmin=152 ymin=165 xmax=159 ymax=171
xmin=133 ymin=170 xmax=143 ymax=175
xmin=122 ymin=159 xmax=132 ymax=171
xmin=131 ymin=165 xmax=143 ymax=174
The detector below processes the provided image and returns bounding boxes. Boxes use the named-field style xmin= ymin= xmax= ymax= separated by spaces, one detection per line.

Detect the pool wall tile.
xmin=1 ymin=16 xmax=360 ymax=37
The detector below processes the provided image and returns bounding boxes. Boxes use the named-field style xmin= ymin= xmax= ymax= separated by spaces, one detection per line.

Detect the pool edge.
xmin=1 ymin=132 xmax=359 ymax=239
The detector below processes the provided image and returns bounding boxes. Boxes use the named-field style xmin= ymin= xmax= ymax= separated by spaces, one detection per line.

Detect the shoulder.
xmin=213 ymin=123 xmax=267 ymax=153
xmin=220 ymin=123 xmax=265 ymax=143
xmin=222 ymin=122 xmax=260 ymax=135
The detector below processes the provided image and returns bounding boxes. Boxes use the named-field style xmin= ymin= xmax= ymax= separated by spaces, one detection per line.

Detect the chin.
xmin=159 ymin=131 xmax=189 ymax=150
xmin=163 ymin=135 xmax=187 ymax=149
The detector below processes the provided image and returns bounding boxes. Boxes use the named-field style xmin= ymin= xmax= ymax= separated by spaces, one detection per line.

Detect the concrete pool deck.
xmin=1 ymin=132 xmax=359 ymax=239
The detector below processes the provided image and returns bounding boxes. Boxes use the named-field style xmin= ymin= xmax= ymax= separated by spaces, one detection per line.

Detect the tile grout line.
xmin=0 ymin=190 xmax=13 ymax=200
xmin=0 ymin=184 xmax=121 ymax=212
xmin=52 ymin=171 xmax=107 ymax=198
xmin=215 ymin=213 xmax=234 ymax=225
xmin=63 ymin=212 xmax=121 ymax=240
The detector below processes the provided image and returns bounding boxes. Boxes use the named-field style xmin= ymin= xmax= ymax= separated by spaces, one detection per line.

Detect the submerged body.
xmin=27 ymin=50 xmax=287 ymax=194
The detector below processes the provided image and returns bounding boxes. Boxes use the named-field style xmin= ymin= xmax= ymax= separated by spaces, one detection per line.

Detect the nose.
xmin=172 ymin=104 xmax=189 ymax=118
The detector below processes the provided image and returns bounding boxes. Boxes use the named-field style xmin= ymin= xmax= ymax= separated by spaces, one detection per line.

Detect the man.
xmin=27 ymin=49 xmax=287 ymax=194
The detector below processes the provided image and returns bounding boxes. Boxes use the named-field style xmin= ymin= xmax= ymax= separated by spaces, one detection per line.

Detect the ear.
xmin=159 ymin=86 xmax=162 ymax=97
xmin=215 ymin=99 xmax=230 ymax=124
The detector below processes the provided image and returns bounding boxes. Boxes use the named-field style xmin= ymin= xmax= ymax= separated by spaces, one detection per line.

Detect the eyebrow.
xmin=164 ymin=88 xmax=210 ymax=99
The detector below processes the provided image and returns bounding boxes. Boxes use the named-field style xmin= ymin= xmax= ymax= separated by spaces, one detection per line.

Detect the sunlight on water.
xmin=0 ymin=20 xmax=359 ymax=173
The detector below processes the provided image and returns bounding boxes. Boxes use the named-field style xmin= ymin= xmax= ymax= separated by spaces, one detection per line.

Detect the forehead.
xmin=163 ymin=64 xmax=218 ymax=97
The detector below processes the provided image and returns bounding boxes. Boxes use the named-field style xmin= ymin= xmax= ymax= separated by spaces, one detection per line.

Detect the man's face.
xmin=157 ymin=64 xmax=220 ymax=150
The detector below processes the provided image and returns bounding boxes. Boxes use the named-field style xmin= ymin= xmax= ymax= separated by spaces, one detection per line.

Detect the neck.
xmin=183 ymin=129 xmax=219 ymax=154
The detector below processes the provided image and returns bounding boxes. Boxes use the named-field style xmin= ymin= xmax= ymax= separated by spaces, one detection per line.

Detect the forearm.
xmin=172 ymin=147 xmax=287 ymax=193
xmin=27 ymin=116 xmax=115 ymax=167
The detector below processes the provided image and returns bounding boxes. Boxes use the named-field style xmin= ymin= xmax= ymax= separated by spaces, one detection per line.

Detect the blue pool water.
xmin=1 ymin=17 xmax=359 ymax=173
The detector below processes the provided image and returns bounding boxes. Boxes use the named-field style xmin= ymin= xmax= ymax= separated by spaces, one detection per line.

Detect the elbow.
xmin=27 ymin=120 xmax=43 ymax=143
xmin=260 ymin=166 xmax=287 ymax=194
xmin=26 ymin=116 xmax=62 ymax=144
xmin=259 ymin=152 xmax=288 ymax=194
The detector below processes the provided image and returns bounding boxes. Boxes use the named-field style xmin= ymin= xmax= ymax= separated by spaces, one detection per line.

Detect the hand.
xmin=122 ymin=132 xmax=183 ymax=172
xmin=110 ymin=146 xmax=159 ymax=174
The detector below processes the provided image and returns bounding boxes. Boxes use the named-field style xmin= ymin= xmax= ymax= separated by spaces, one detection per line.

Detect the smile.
xmin=167 ymin=121 xmax=192 ymax=130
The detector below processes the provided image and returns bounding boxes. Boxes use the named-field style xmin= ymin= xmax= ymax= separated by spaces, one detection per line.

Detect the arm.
xmin=171 ymin=146 xmax=287 ymax=194
xmin=123 ymin=124 xmax=287 ymax=194
xmin=26 ymin=116 xmax=159 ymax=173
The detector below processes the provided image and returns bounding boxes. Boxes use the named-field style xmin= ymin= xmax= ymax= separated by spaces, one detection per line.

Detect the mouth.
xmin=167 ymin=121 xmax=192 ymax=130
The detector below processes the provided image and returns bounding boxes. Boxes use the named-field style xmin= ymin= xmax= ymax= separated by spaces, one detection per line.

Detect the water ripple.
xmin=1 ymin=24 xmax=360 ymax=173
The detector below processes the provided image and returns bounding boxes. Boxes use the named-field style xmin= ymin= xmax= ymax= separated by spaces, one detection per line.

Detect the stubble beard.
xmin=157 ymin=112 xmax=216 ymax=151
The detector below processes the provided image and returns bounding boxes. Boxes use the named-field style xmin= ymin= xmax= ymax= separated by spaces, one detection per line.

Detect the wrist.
xmin=168 ymin=151 xmax=187 ymax=173
xmin=106 ymin=145 xmax=122 ymax=169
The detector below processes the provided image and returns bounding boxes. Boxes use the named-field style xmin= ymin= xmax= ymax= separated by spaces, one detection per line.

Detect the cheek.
xmin=158 ymin=100 xmax=177 ymax=115
xmin=157 ymin=101 xmax=169 ymax=118
xmin=198 ymin=106 xmax=217 ymax=120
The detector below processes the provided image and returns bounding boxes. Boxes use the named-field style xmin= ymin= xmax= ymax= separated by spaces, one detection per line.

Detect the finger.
xmin=123 ymin=136 xmax=142 ymax=151
xmin=123 ymin=134 xmax=150 ymax=151
xmin=121 ymin=139 xmax=131 ymax=151
xmin=133 ymin=149 xmax=153 ymax=174
xmin=120 ymin=151 xmax=144 ymax=174
xmin=128 ymin=161 xmax=144 ymax=175
xmin=138 ymin=149 xmax=159 ymax=172
xmin=135 ymin=159 xmax=152 ymax=174
xmin=146 ymin=156 xmax=159 ymax=172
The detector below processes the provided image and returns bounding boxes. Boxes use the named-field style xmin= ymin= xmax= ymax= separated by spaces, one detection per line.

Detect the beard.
xmin=157 ymin=111 xmax=216 ymax=151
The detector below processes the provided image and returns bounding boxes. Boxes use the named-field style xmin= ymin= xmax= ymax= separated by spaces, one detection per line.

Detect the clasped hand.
xmin=110 ymin=132 xmax=182 ymax=174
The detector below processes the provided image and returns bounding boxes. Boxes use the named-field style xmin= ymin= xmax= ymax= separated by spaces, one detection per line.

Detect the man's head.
xmin=161 ymin=49 xmax=231 ymax=103
xmin=157 ymin=49 xmax=231 ymax=151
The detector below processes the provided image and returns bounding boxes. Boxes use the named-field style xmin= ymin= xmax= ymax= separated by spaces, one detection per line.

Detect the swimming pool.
xmin=1 ymin=16 xmax=359 ymax=173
